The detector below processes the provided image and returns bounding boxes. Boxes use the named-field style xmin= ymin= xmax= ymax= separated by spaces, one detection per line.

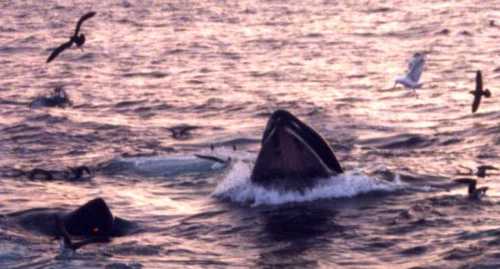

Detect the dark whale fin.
xmin=64 ymin=198 xmax=114 ymax=236
xmin=251 ymin=110 xmax=343 ymax=190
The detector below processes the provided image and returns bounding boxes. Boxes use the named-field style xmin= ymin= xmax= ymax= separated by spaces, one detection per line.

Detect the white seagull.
xmin=394 ymin=52 xmax=425 ymax=94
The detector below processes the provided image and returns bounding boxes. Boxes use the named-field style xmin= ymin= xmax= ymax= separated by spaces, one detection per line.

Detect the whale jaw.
xmin=251 ymin=110 xmax=343 ymax=191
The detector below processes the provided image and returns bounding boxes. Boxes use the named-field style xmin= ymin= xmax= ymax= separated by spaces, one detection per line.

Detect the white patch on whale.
xmin=102 ymin=155 xmax=228 ymax=177
xmin=212 ymin=160 xmax=406 ymax=206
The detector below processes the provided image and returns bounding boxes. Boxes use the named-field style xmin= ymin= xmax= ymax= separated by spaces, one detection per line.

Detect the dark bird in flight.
xmin=458 ymin=164 xmax=499 ymax=178
xmin=470 ymin=70 xmax=491 ymax=113
xmin=454 ymin=178 xmax=488 ymax=200
xmin=46 ymin=11 xmax=96 ymax=63
xmin=476 ymin=165 xmax=498 ymax=178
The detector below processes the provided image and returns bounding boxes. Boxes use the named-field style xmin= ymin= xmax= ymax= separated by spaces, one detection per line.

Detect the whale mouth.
xmin=251 ymin=110 xmax=343 ymax=191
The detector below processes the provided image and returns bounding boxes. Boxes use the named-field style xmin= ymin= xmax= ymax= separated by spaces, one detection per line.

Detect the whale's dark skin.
xmin=251 ymin=110 xmax=343 ymax=191
xmin=6 ymin=198 xmax=135 ymax=250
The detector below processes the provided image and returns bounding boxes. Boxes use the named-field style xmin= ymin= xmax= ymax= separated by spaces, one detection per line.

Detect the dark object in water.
xmin=46 ymin=11 xmax=96 ymax=63
xmin=10 ymin=198 xmax=135 ymax=250
xmin=251 ymin=109 xmax=343 ymax=191
xmin=436 ymin=29 xmax=450 ymax=35
xmin=55 ymin=214 xmax=110 ymax=251
xmin=167 ymin=125 xmax=199 ymax=140
xmin=454 ymin=178 xmax=488 ymax=200
xmin=63 ymin=198 xmax=114 ymax=236
xmin=470 ymin=71 xmax=491 ymax=113
xmin=30 ymin=87 xmax=72 ymax=109
xmin=27 ymin=165 xmax=92 ymax=181
xmin=459 ymin=30 xmax=472 ymax=36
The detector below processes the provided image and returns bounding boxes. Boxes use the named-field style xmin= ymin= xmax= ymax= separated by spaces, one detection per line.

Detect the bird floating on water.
xmin=167 ymin=125 xmax=199 ymax=140
xmin=30 ymin=87 xmax=72 ymax=109
xmin=470 ymin=70 xmax=491 ymax=113
xmin=394 ymin=52 xmax=425 ymax=95
xmin=46 ymin=11 xmax=96 ymax=63
xmin=454 ymin=178 xmax=488 ymax=200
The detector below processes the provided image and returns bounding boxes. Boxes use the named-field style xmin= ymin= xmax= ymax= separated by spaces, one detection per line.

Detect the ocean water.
xmin=1 ymin=1 xmax=500 ymax=268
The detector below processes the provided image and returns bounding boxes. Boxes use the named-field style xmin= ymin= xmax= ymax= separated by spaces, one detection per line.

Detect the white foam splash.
xmin=212 ymin=160 xmax=406 ymax=206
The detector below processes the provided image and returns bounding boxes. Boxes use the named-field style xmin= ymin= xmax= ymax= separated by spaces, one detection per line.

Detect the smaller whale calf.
xmin=5 ymin=198 xmax=135 ymax=250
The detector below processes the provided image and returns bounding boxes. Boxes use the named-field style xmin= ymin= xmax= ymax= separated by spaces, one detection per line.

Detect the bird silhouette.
xmin=167 ymin=125 xmax=199 ymax=140
xmin=46 ymin=11 xmax=96 ymax=63
xmin=454 ymin=178 xmax=488 ymax=200
xmin=476 ymin=165 xmax=498 ymax=178
xmin=470 ymin=70 xmax=491 ymax=113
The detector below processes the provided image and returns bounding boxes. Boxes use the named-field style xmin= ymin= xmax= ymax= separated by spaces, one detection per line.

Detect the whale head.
xmin=251 ymin=110 xmax=343 ymax=191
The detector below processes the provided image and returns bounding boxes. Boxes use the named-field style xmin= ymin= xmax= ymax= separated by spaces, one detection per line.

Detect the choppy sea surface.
xmin=1 ymin=1 xmax=500 ymax=268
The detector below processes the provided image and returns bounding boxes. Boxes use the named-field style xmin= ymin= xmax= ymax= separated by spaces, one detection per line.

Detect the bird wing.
xmin=46 ymin=40 xmax=73 ymax=63
xmin=471 ymin=71 xmax=483 ymax=113
xmin=74 ymin=11 xmax=96 ymax=36
xmin=472 ymin=92 xmax=481 ymax=113
xmin=407 ymin=54 xmax=425 ymax=82
xmin=475 ymin=70 xmax=482 ymax=92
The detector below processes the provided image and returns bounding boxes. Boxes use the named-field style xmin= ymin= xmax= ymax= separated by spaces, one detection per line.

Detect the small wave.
xmin=213 ymin=161 xmax=405 ymax=206
xmin=122 ymin=71 xmax=169 ymax=79
xmin=360 ymin=133 xmax=435 ymax=150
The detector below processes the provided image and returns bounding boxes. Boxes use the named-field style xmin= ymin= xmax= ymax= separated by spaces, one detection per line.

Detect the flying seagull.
xmin=394 ymin=52 xmax=425 ymax=94
xmin=470 ymin=70 xmax=491 ymax=113
xmin=46 ymin=11 xmax=96 ymax=63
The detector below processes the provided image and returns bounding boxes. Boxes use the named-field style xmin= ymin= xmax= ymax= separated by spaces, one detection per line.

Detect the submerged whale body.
xmin=251 ymin=110 xmax=343 ymax=191
xmin=100 ymin=154 xmax=229 ymax=177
